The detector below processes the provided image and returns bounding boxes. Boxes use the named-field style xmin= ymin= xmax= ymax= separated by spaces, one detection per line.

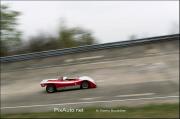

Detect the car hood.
xmin=40 ymin=79 xmax=57 ymax=84
xmin=79 ymin=76 xmax=96 ymax=84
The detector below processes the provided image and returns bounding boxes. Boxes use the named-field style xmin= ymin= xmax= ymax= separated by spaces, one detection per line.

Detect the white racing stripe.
xmin=45 ymin=81 xmax=80 ymax=84
xmin=115 ymin=93 xmax=155 ymax=97
xmin=1 ymin=95 xmax=179 ymax=109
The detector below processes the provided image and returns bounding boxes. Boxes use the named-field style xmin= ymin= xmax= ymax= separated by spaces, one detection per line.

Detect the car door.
xmin=62 ymin=80 xmax=76 ymax=90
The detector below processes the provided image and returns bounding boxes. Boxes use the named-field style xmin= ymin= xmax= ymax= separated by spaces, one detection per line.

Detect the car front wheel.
xmin=81 ymin=81 xmax=89 ymax=89
xmin=46 ymin=84 xmax=56 ymax=93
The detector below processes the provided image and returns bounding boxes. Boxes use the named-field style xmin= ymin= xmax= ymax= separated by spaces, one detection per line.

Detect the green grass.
xmin=1 ymin=103 xmax=179 ymax=118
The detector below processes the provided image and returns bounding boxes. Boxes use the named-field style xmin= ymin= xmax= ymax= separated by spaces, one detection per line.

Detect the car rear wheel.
xmin=46 ymin=84 xmax=56 ymax=93
xmin=81 ymin=81 xmax=89 ymax=89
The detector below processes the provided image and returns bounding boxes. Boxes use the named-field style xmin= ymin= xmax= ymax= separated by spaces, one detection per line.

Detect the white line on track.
xmin=1 ymin=95 xmax=179 ymax=109
xmin=115 ymin=93 xmax=155 ymax=97
xmin=77 ymin=56 xmax=104 ymax=60
xmin=64 ymin=55 xmax=104 ymax=62
xmin=80 ymin=97 xmax=101 ymax=100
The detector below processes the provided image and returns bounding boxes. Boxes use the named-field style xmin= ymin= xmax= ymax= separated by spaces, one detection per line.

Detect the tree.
xmin=72 ymin=27 xmax=97 ymax=45
xmin=26 ymin=25 xmax=98 ymax=53
xmin=27 ymin=34 xmax=58 ymax=52
xmin=58 ymin=25 xmax=77 ymax=48
xmin=7 ymin=19 xmax=98 ymax=54
xmin=0 ymin=4 xmax=21 ymax=56
xmin=57 ymin=23 xmax=97 ymax=48
xmin=0 ymin=40 xmax=8 ymax=56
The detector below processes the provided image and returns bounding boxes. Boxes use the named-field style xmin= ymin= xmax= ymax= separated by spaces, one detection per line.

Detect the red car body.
xmin=40 ymin=76 xmax=96 ymax=93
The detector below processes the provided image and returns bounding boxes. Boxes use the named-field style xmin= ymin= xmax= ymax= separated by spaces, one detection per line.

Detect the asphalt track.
xmin=1 ymin=53 xmax=179 ymax=114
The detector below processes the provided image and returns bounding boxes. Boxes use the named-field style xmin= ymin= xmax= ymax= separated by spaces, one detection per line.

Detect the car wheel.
xmin=46 ymin=84 xmax=56 ymax=93
xmin=81 ymin=81 xmax=89 ymax=89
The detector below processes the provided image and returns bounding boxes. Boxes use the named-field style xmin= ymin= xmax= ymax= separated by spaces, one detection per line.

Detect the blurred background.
xmin=1 ymin=1 xmax=179 ymax=117
xmin=0 ymin=1 xmax=179 ymax=56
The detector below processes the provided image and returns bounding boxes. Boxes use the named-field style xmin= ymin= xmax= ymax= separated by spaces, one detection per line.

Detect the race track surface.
xmin=1 ymin=53 xmax=179 ymax=114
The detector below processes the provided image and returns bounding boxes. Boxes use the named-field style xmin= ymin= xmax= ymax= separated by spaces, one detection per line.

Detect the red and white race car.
xmin=40 ymin=76 xmax=97 ymax=93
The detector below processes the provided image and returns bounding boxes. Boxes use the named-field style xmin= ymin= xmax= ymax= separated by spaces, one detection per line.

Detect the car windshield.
xmin=57 ymin=74 xmax=79 ymax=80
xmin=58 ymin=76 xmax=67 ymax=80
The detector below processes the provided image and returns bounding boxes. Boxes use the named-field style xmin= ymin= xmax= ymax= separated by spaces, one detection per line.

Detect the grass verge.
xmin=1 ymin=103 xmax=179 ymax=118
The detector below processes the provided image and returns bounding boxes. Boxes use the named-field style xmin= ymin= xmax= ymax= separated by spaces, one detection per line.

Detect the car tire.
xmin=46 ymin=84 xmax=56 ymax=93
xmin=81 ymin=81 xmax=89 ymax=89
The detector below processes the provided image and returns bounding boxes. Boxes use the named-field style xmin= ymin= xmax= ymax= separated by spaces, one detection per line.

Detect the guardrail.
xmin=0 ymin=34 xmax=179 ymax=63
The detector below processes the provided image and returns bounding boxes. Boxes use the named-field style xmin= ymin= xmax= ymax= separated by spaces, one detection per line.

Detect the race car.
xmin=40 ymin=76 xmax=97 ymax=93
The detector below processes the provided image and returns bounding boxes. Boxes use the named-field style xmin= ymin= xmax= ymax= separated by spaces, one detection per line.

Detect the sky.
xmin=1 ymin=1 xmax=179 ymax=43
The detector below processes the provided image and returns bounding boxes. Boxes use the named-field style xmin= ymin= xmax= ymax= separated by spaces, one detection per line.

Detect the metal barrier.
xmin=0 ymin=34 xmax=179 ymax=63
